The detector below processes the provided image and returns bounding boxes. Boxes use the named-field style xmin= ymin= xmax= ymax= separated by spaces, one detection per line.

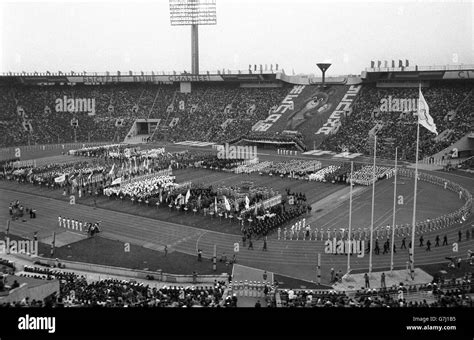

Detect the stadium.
xmin=0 ymin=0 xmax=473 ymax=321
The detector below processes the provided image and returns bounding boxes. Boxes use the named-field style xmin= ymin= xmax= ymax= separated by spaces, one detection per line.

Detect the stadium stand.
xmin=0 ymin=84 xmax=289 ymax=147
xmin=319 ymin=83 xmax=474 ymax=161
xmin=0 ymin=266 xmax=230 ymax=307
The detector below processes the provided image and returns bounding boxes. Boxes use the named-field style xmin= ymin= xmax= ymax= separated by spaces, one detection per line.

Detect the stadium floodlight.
xmin=170 ymin=0 xmax=217 ymax=74
xmin=316 ymin=63 xmax=331 ymax=87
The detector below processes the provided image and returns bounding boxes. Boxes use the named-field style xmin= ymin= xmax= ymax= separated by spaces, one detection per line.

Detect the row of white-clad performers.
xmin=276 ymin=219 xmax=400 ymax=241
xmin=58 ymin=215 xmax=101 ymax=235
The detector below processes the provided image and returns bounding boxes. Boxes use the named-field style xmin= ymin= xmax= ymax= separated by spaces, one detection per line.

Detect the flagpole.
xmin=347 ymin=161 xmax=353 ymax=275
xmin=410 ymin=112 xmax=421 ymax=280
xmin=369 ymin=134 xmax=376 ymax=274
xmin=390 ymin=147 xmax=398 ymax=274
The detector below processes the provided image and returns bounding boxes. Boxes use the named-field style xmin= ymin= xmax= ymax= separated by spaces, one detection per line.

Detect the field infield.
xmin=0 ymin=148 xmax=472 ymax=284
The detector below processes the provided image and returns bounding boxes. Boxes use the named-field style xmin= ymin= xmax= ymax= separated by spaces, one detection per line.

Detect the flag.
xmin=185 ymin=189 xmax=191 ymax=204
xmin=417 ymin=87 xmax=438 ymax=135
xmin=224 ymin=196 xmax=231 ymax=211
xmin=214 ymin=197 xmax=218 ymax=213
xmin=197 ymin=195 xmax=201 ymax=208
xmin=51 ymin=232 xmax=56 ymax=256
xmin=108 ymin=164 xmax=115 ymax=176
xmin=111 ymin=177 xmax=122 ymax=186
xmin=159 ymin=190 xmax=163 ymax=203
xmin=234 ymin=199 xmax=239 ymax=212
xmin=245 ymin=196 xmax=250 ymax=210
xmin=254 ymin=203 xmax=258 ymax=216
xmin=54 ymin=174 xmax=66 ymax=183
xmin=175 ymin=193 xmax=182 ymax=205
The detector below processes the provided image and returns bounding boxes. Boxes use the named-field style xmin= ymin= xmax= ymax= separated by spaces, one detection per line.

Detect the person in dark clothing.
xmin=248 ymin=239 xmax=253 ymax=250
xmin=401 ymin=237 xmax=406 ymax=249
xmin=443 ymin=235 xmax=448 ymax=246
xmin=255 ymin=300 xmax=261 ymax=307
xmin=364 ymin=273 xmax=370 ymax=288
xmin=197 ymin=249 xmax=202 ymax=262
xmin=426 ymin=240 xmax=431 ymax=251
xmin=374 ymin=240 xmax=380 ymax=255
xmin=419 ymin=235 xmax=424 ymax=247
xmin=262 ymin=239 xmax=267 ymax=251
xmin=435 ymin=235 xmax=440 ymax=247
xmin=458 ymin=230 xmax=462 ymax=242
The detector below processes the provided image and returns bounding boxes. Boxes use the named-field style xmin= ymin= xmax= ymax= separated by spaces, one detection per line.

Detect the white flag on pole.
xmin=185 ymin=189 xmax=191 ymax=204
xmin=224 ymin=196 xmax=231 ymax=211
xmin=54 ymin=174 xmax=66 ymax=183
xmin=108 ymin=164 xmax=115 ymax=176
xmin=417 ymin=87 xmax=438 ymax=135
xmin=111 ymin=177 xmax=122 ymax=186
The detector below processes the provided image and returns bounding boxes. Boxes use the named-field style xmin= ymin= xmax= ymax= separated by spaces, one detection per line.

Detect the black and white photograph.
xmin=0 ymin=0 xmax=473 ymax=338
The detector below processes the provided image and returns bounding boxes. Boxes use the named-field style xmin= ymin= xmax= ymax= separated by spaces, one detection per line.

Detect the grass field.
xmin=309 ymin=175 xmax=463 ymax=233
xmin=0 ymin=231 xmax=230 ymax=275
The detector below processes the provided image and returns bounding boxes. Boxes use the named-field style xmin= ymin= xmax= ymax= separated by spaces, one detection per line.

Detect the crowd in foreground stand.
xmin=1 ymin=259 xmax=472 ymax=308
xmin=0 ymin=265 xmax=229 ymax=308
xmin=277 ymin=275 xmax=473 ymax=308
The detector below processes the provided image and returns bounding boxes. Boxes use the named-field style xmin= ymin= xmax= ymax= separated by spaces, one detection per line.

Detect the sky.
xmin=0 ymin=0 xmax=472 ymax=76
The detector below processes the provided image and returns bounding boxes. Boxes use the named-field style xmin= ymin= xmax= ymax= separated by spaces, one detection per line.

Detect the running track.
xmin=1 ymin=173 xmax=472 ymax=283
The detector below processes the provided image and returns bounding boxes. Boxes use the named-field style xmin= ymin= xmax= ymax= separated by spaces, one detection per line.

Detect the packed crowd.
xmin=0 ymin=266 xmax=230 ymax=307
xmin=277 ymin=279 xmax=473 ymax=308
xmin=351 ymin=165 xmax=394 ymax=186
xmin=230 ymin=131 xmax=307 ymax=152
xmin=319 ymin=83 xmax=474 ymax=161
xmin=0 ymin=83 xmax=290 ymax=147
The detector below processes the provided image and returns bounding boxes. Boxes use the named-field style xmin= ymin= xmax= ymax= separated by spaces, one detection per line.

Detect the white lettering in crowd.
xmin=81 ymin=75 xmax=220 ymax=85
xmin=252 ymin=85 xmax=306 ymax=132
xmin=316 ymin=85 xmax=361 ymax=135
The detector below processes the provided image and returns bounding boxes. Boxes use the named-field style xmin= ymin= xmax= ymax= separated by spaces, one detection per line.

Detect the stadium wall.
xmin=32 ymin=257 xmax=228 ymax=284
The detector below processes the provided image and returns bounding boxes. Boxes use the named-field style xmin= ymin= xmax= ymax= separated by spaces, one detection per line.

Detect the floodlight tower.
xmin=169 ymin=0 xmax=217 ymax=74
xmin=316 ymin=63 xmax=331 ymax=87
